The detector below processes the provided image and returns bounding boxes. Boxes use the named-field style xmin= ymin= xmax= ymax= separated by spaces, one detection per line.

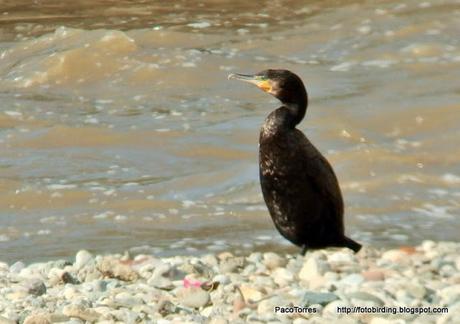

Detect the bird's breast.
xmin=259 ymin=136 xmax=298 ymax=178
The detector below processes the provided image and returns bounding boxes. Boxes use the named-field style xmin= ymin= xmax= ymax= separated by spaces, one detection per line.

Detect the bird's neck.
xmin=261 ymin=95 xmax=307 ymax=135
xmin=284 ymin=91 xmax=308 ymax=125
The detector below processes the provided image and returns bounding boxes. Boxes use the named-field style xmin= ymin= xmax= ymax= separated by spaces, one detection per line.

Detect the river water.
xmin=0 ymin=0 xmax=459 ymax=263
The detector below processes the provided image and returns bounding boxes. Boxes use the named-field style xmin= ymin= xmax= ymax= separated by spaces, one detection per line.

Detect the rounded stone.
xmin=75 ymin=250 xmax=94 ymax=270
xmin=272 ymin=268 xmax=294 ymax=286
xmin=257 ymin=296 xmax=284 ymax=314
xmin=381 ymin=249 xmax=409 ymax=262
xmin=263 ymin=252 xmax=287 ymax=270
xmin=213 ymin=274 xmax=230 ymax=285
xmin=23 ymin=313 xmax=51 ymax=324
xmin=177 ymin=287 xmax=210 ymax=308
xmin=209 ymin=317 xmax=228 ymax=324
xmin=340 ymin=273 xmax=365 ymax=286
xmin=362 ymin=269 xmax=385 ymax=281
xmin=114 ymin=291 xmax=144 ymax=307
xmin=299 ymin=256 xmax=330 ymax=281
xmin=10 ymin=261 xmax=26 ymax=273
xmin=328 ymin=251 xmax=355 ymax=265
xmin=239 ymin=285 xmax=264 ymax=303
xmin=219 ymin=257 xmax=245 ymax=273
xmin=24 ymin=279 xmax=47 ymax=296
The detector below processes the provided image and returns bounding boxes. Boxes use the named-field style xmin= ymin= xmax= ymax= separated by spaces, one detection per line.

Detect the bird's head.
xmin=228 ymin=69 xmax=307 ymax=105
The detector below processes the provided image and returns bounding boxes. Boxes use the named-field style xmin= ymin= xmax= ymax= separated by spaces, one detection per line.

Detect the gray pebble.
xmin=340 ymin=273 xmax=365 ymax=286
xmin=148 ymin=275 xmax=174 ymax=290
xmin=346 ymin=291 xmax=384 ymax=306
xmin=302 ymin=291 xmax=339 ymax=306
xmin=10 ymin=261 xmax=26 ymax=273
xmin=114 ymin=291 xmax=144 ymax=307
xmin=177 ymin=287 xmax=210 ymax=308
xmin=219 ymin=257 xmax=245 ymax=273
xmin=24 ymin=279 xmax=47 ymax=296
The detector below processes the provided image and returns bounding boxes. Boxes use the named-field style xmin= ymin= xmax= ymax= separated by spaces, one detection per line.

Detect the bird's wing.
xmin=311 ymin=154 xmax=344 ymax=213
xmin=294 ymin=130 xmax=344 ymax=216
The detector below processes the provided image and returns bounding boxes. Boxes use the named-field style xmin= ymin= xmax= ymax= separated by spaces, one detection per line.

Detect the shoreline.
xmin=0 ymin=241 xmax=459 ymax=323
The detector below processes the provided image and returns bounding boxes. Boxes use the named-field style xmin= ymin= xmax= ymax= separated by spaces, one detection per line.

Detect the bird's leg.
xmin=300 ymin=244 xmax=308 ymax=256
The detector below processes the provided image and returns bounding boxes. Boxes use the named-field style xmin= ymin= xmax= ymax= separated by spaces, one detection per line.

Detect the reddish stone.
xmin=362 ymin=269 xmax=385 ymax=281
xmin=399 ymin=246 xmax=417 ymax=254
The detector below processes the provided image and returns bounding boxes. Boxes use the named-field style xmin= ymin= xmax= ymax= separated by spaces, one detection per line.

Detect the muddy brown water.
xmin=0 ymin=0 xmax=459 ymax=263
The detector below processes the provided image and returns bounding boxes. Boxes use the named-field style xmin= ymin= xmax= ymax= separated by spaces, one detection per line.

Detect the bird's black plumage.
xmin=229 ymin=69 xmax=361 ymax=254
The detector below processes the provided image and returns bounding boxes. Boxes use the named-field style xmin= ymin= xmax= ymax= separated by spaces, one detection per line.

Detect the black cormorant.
xmin=228 ymin=69 xmax=361 ymax=254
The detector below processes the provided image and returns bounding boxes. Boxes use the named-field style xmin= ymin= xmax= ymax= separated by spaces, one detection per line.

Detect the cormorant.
xmin=228 ymin=69 xmax=361 ymax=254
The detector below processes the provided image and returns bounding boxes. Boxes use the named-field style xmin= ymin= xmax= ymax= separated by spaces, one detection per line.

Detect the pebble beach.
xmin=0 ymin=241 xmax=459 ymax=324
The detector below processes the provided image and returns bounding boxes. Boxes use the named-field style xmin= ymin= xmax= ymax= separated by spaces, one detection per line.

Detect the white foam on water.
xmin=412 ymin=204 xmax=454 ymax=219
xmin=47 ymin=184 xmax=77 ymax=190
xmin=187 ymin=22 xmax=211 ymax=29
xmin=114 ymin=215 xmax=128 ymax=221
xmin=4 ymin=111 xmax=23 ymax=117
xmin=442 ymin=174 xmax=460 ymax=184
xmin=330 ymin=62 xmax=355 ymax=72
xmin=0 ymin=234 xmax=10 ymax=242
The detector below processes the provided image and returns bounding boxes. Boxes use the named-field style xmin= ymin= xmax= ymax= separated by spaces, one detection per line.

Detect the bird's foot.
xmin=300 ymin=245 xmax=308 ymax=256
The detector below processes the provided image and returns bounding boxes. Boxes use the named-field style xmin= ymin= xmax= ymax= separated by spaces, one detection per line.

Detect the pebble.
xmin=114 ymin=292 xmax=144 ymax=307
xmin=328 ymin=250 xmax=356 ymax=265
xmin=455 ymin=257 xmax=460 ymax=271
xmin=219 ymin=257 xmax=245 ymax=273
xmin=257 ymin=296 xmax=284 ymax=314
xmin=340 ymin=273 xmax=365 ymax=286
xmin=263 ymin=252 xmax=287 ymax=269
xmin=302 ymin=291 xmax=339 ymax=306
xmin=437 ymin=301 xmax=460 ymax=324
xmin=406 ymin=282 xmax=426 ymax=299
xmin=10 ymin=261 xmax=26 ymax=273
xmin=23 ymin=313 xmax=51 ymax=324
xmin=271 ymin=267 xmax=294 ymax=286
xmin=75 ymin=250 xmax=94 ymax=270
xmin=239 ymin=285 xmax=264 ymax=303
xmin=347 ymin=291 xmax=384 ymax=306
xmin=293 ymin=319 xmax=310 ymax=324
xmin=62 ymin=304 xmax=101 ymax=322
xmin=369 ymin=318 xmax=403 ymax=324
xmin=213 ymin=274 xmax=230 ymax=285
xmin=0 ymin=241 xmax=457 ymax=323
xmin=362 ymin=269 xmax=385 ymax=281
xmin=97 ymin=256 xmax=138 ymax=281
xmin=0 ymin=316 xmax=16 ymax=324
xmin=209 ymin=317 xmax=228 ymax=324
xmin=298 ymin=255 xmax=330 ymax=288
xmin=177 ymin=287 xmax=210 ymax=308
xmin=23 ymin=279 xmax=47 ymax=296
xmin=147 ymin=275 xmax=174 ymax=290
xmin=381 ymin=249 xmax=410 ymax=262
xmin=62 ymin=272 xmax=80 ymax=285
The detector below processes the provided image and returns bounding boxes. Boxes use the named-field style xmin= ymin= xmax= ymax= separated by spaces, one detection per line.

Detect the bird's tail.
xmin=343 ymin=236 xmax=362 ymax=253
